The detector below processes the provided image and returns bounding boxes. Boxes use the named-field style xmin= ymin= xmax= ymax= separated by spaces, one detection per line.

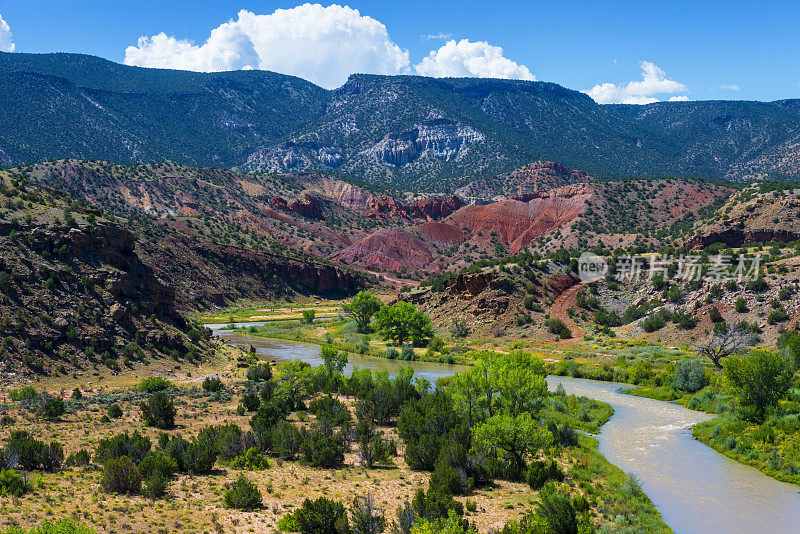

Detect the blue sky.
xmin=0 ymin=0 xmax=798 ymax=102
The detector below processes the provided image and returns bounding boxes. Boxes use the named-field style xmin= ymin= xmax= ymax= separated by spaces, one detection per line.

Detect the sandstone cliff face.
xmin=366 ymin=120 xmax=485 ymax=167
xmin=138 ymin=234 xmax=365 ymax=309
xmin=269 ymin=194 xmax=324 ymax=220
xmin=369 ymin=195 xmax=464 ymax=220
xmin=688 ymin=185 xmax=800 ymax=248
xmin=245 ymin=141 xmax=343 ymax=173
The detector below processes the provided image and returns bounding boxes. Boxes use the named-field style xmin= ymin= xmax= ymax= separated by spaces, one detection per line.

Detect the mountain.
xmin=0 ymin=52 xmax=327 ymax=168
xmin=2 ymin=52 xmax=800 ymax=190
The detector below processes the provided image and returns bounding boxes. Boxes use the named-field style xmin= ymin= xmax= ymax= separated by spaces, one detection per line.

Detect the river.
xmin=211 ymin=324 xmax=800 ymax=534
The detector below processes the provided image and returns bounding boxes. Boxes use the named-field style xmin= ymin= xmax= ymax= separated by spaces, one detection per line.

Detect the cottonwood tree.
xmin=342 ymin=291 xmax=382 ymax=333
xmin=374 ymin=302 xmax=433 ymax=346
xmin=698 ymin=321 xmax=759 ymax=369
xmin=472 ymin=412 xmax=551 ymax=481
xmin=724 ymin=350 xmax=794 ymax=422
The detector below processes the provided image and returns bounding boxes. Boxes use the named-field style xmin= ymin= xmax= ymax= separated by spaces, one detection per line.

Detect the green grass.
xmin=623 ymin=386 xmax=684 ymax=402
xmin=693 ymin=414 xmax=800 ymax=485
xmin=567 ymin=435 xmax=673 ymax=533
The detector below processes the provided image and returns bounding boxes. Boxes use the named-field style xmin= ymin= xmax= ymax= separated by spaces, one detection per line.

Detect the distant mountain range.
xmin=2 ymin=51 xmax=799 ymax=191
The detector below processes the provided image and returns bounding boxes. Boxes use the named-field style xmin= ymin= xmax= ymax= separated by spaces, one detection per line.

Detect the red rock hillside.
xmin=446 ymin=184 xmax=592 ymax=253
xmin=331 ymin=228 xmax=435 ymax=272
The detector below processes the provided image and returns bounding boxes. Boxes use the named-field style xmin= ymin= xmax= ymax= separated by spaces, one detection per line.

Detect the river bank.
xmin=212 ymin=326 xmax=800 ymax=533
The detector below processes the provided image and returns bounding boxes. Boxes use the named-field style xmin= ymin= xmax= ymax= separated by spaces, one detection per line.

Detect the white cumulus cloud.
xmin=719 ymin=84 xmax=741 ymax=91
xmin=123 ymin=4 xmax=410 ymax=89
xmin=669 ymin=95 xmax=690 ymax=102
xmin=0 ymin=14 xmax=14 ymax=52
xmin=414 ymin=39 xmax=535 ymax=81
xmin=586 ymin=61 xmax=687 ymax=104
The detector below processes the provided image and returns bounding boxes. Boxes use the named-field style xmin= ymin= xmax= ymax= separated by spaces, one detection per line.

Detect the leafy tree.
xmin=374 ymin=302 xmax=434 ymax=347
xmin=276 ymin=359 xmax=314 ymax=410
xmin=343 ymin=291 xmax=382 ymax=333
xmin=724 ymin=350 xmax=795 ymax=422
xmin=321 ymin=345 xmax=347 ymax=380
xmin=247 ymin=363 xmax=272 ymax=382
xmin=472 ymin=413 xmax=550 ymax=481
xmin=302 ymin=309 xmax=316 ymax=325
xmin=140 ymin=392 xmax=176 ymax=429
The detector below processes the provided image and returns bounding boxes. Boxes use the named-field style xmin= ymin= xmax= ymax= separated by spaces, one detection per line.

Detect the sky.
xmin=0 ymin=0 xmax=798 ymax=103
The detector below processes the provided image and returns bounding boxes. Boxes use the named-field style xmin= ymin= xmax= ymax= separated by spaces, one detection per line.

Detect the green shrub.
xmin=5 ymin=431 xmax=63 ymax=471
xmin=526 ymin=460 xmax=564 ymax=490
xmin=641 ymin=311 xmax=669 ymax=332
xmin=747 ymin=278 xmax=768 ymax=292
xmin=294 ymin=497 xmax=349 ymax=534
xmin=734 ymin=297 xmax=748 ymax=313
xmin=349 ymin=494 xmax=385 ymax=534
xmin=536 ymin=485 xmax=577 ymax=534
xmin=140 ymin=392 xmax=176 ymax=429
xmin=223 ymin=475 xmax=262 ymax=511
xmin=202 ymin=377 xmax=224 ymax=393
xmin=0 ymin=519 xmax=95 ymax=533
xmin=246 ymin=363 xmax=272 ymax=382
xmin=230 ymin=448 xmax=270 ymax=470
xmin=0 ymin=468 xmax=27 ymax=496
xmin=400 ymin=345 xmax=416 ymax=361
xmin=300 ymin=429 xmax=345 ymax=468
xmin=95 ymin=431 xmax=152 ymax=465
xmin=107 ymin=404 xmax=123 ymax=419
xmin=142 ymin=471 xmax=170 ymax=499
xmin=674 ymin=359 xmax=706 ymax=392
xmin=100 ymin=456 xmax=142 ymax=494
xmin=546 ymin=318 xmax=572 ymax=339
xmin=65 ymin=449 xmax=91 ymax=468
xmin=39 ymin=398 xmax=65 ymax=420
xmin=138 ymin=454 xmax=177 ymax=480
xmin=768 ymin=308 xmax=790 ymax=325
xmin=137 ymin=377 xmax=174 ymax=393
xmin=241 ymin=392 xmax=260 ymax=412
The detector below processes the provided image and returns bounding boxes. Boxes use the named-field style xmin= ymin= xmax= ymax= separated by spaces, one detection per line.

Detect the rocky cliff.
xmin=0 ymin=218 xmax=213 ymax=379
